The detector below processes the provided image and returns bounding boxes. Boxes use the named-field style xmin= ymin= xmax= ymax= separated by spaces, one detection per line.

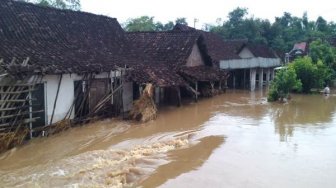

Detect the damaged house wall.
xmin=0 ymin=0 xmax=141 ymax=149
xmin=43 ymin=74 xmax=76 ymax=124
xmin=186 ymin=44 xmax=205 ymax=67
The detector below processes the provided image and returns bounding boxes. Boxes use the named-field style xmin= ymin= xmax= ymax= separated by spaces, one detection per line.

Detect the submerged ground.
xmin=0 ymin=90 xmax=336 ymax=187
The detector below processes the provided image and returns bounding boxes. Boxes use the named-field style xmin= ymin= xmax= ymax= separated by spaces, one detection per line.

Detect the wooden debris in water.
xmin=0 ymin=128 xmax=28 ymax=152
xmin=129 ymin=84 xmax=157 ymax=122
xmin=42 ymin=119 xmax=72 ymax=136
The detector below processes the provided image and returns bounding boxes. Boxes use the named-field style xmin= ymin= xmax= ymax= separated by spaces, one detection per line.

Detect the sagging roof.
xmin=179 ymin=66 xmax=229 ymax=82
xmin=0 ymin=0 xmax=134 ymax=74
xmin=127 ymin=30 xmax=230 ymax=83
xmin=173 ymin=24 xmax=245 ymax=62
xmin=243 ymin=44 xmax=279 ymax=58
xmin=289 ymin=42 xmax=309 ymax=57
xmin=126 ymin=31 xmax=210 ymax=69
xmin=126 ymin=31 xmax=210 ymax=86
xmin=129 ymin=66 xmax=187 ymax=87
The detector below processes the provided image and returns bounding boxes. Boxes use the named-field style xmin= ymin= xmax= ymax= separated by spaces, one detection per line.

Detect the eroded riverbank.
xmin=1 ymin=90 xmax=336 ymax=187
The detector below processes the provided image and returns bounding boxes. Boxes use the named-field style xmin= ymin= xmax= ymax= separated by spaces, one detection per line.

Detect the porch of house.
xmin=220 ymin=57 xmax=281 ymax=91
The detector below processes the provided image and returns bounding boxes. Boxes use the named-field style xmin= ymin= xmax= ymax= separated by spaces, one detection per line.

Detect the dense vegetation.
xmin=268 ymin=56 xmax=334 ymax=101
xmin=123 ymin=16 xmax=188 ymax=32
xmin=123 ymin=7 xmax=336 ymax=53
xmin=12 ymin=1 xmax=336 ymax=100
xmin=17 ymin=0 xmax=80 ymax=10
xmin=267 ymin=67 xmax=302 ymax=102
xmin=209 ymin=8 xmax=336 ymax=52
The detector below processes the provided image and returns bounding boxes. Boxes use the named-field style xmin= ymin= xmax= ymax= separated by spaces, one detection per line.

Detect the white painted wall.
xmin=220 ymin=57 xmax=281 ymax=69
xmin=186 ymin=44 xmax=205 ymax=67
xmin=43 ymin=71 xmax=122 ymax=124
xmin=239 ymin=47 xmax=255 ymax=59
xmin=43 ymin=74 xmax=77 ymax=124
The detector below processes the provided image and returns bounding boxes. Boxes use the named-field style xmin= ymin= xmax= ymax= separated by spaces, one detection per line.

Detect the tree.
xmin=268 ymin=67 xmax=302 ymax=102
xmin=124 ymin=16 xmax=157 ymax=32
xmin=123 ymin=16 xmax=188 ymax=32
xmin=309 ymin=39 xmax=336 ymax=69
xmin=290 ymin=57 xmax=317 ymax=93
xmin=208 ymin=8 xmax=336 ymax=53
xmin=163 ymin=21 xmax=175 ymax=30
xmin=315 ymin=60 xmax=334 ymax=87
xmin=17 ymin=0 xmax=81 ymax=10
xmin=228 ymin=7 xmax=248 ymax=25
xmin=175 ymin=18 xmax=188 ymax=25
xmin=316 ymin=16 xmax=328 ymax=33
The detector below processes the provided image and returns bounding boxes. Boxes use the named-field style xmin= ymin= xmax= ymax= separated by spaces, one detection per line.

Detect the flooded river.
xmin=1 ymin=90 xmax=336 ymax=187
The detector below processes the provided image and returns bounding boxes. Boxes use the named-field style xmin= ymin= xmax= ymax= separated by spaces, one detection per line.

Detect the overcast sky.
xmin=81 ymin=0 xmax=336 ymax=29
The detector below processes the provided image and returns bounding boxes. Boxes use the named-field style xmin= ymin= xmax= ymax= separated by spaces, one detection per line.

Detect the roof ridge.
xmin=7 ymin=0 xmax=118 ymax=21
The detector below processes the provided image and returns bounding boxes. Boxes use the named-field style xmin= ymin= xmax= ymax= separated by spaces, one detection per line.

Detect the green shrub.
xmin=268 ymin=67 xmax=302 ymax=102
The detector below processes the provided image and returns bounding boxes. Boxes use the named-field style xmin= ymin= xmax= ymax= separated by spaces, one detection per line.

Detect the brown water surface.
xmin=0 ymin=90 xmax=336 ymax=187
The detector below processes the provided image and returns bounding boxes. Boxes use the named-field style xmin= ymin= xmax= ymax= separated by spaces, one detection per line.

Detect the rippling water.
xmin=1 ymin=90 xmax=336 ymax=187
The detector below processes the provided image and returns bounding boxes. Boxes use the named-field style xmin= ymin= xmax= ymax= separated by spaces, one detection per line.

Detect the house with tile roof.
xmin=221 ymin=43 xmax=281 ymax=90
xmin=127 ymin=31 xmax=229 ymax=104
xmin=0 ymin=0 xmax=137 ymax=135
xmin=0 ymin=0 xmax=231 ymax=137
xmin=173 ymin=24 xmax=281 ymax=91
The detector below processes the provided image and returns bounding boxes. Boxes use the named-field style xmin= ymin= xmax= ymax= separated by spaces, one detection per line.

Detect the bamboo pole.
xmin=28 ymin=86 xmax=33 ymax=138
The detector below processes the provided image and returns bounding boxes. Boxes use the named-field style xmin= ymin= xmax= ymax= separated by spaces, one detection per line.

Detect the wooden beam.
xmin=0 ymin=106 xmax=29 ymax=111
xmin=49 ymin=74 xmax=63 ymax=125
xmin=0 ymin=84 xmax=34 ymax=87
xmin=210 ymin=81 xmax=214 ymax=95
xmin=0 ymin=99 xmax=33 ymax=103
xmin=29 ymin=86 xmax=33 ymax=139
xmin=185 ymin=84 xmax=199 ymax=95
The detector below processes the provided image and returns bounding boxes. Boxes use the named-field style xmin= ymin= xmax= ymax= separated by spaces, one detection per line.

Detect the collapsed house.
xmin=127 ymin=31 xmax=229 ymax=105
xmin=287 ymin=42 xmax=309 ymax=62
xmin=0 ymin=0 xmax=137 ymax=141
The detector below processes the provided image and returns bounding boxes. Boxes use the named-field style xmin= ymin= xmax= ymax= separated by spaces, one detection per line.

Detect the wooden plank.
xmin=0 ymin=84 xmax=34 ymax=87
xmin=0 ymin=89 xmax=35 ymax=94
xmin=0 ymin=117 xmax=39 ymax=127
xmin=0 ymin=98 xmax=35 ymax=103
xmin=0 ymin=110 xmax=44 ymax=120
xmin=0 ymin=106 xmax=29 ymax=111
xmin=0 ymin=123 xmax=10 ymax=127
xmin=185 ymin=84 xmax=200 ymax=95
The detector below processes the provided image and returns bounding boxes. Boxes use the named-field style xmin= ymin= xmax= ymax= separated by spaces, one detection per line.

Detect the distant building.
xmin=173 ymin=24 xmax=281 ymax=91
xmin=287 ymin=42 xmax=309 ymax=62
xmin=220 ymin=43 xmax=281 ymax=91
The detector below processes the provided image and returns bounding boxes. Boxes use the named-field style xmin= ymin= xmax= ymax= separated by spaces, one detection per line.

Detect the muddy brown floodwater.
xmin=1 ymin=90 xmax=336 ymax=188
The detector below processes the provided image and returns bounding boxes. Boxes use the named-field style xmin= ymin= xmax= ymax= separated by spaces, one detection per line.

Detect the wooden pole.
xmin=28 ymin=85 xmax=33 ymax=139
xmin=49 ymin=74 xmax=63 ymax=125
xmin=243 ymin=69 xmax=246 ymax=89
xmin=195 ymin=81 xmax=198 ymax=102
xmin=176 ymin=87 xmax=181 ymax=107
xmin=210 ymin=81 xmax=214 ymax=96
